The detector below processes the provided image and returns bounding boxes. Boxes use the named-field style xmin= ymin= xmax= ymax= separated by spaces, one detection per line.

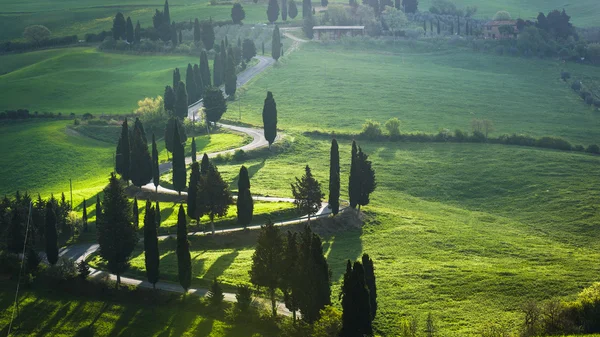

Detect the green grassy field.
xmin=0 ymin=0 xmax=297 ymax=42
xmin=0 ymin=48 xmax=206 ymax=115
xmin=234 ymin=42 xmax=600 ymax=145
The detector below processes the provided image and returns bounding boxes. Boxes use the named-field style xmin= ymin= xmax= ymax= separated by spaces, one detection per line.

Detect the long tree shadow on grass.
xmin=322 ymin=226 xmax=363 ymax=284
xmin=228 ymin=159 xmax=266 ymax=192
xmin=203 ymin=250 xmax=239 ymax=280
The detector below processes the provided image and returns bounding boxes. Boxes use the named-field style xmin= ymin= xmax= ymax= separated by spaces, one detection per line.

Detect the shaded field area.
xmin=0 ymin=48 xmax=201 ymax=115
xmin=234 ymin=42 xmax=600 ymax=145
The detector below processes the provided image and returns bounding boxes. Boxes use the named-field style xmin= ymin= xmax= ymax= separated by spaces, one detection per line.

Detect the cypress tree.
xmin=203 ymin=86 xmax=227 ymax=125
xmin=134 ymin=117 xmax=147 ymax=144
xmin=151 ymin=133 xmax=160 ymax=192
xmin=164 ymin=85 xmax=176 ymax=113
xmin=457 ymin=16 xmax=461 ymax=35
xmin=130 ymin=121 xmax=153 ymax=188
xmin=95 ymin=195 xmax=102 ymax=227
xmin=267 ymin=0 xmax=280 ymax=23
xmin=126 ymin=17 xmax=134 ymax=43
xmin=310 ymin=234 xmax=331 ymax=322
xmin=197 ymin=164 xmax=232 ymax=234
xmin=45 ymin=201 xmax=58 ymax=266
xmin=340 ymin=260 xmax=354 ymax=334
xmin=249 ymin=221 xmax=284 ymax=317
xmin=173 ymin=68 xmax=181 ymax=90
xmin=291 ymin=165 xmax=324 ymax=225
xmin=231 ymin=3 xmax=246 ymax=24
xmin=430 ymin=19 xmax=433 ymax=32
xmin=281 ymin=231 xmax=300 ymax=321
xmin=340 ymin=261 xmax=372 ymax=336
xmin=113 ymin=12 xmax=127 ymax=40
xmin=82 ymin=198 xmax=88 ymax=232
xmin=357 ymin=147 xmax=376 ymax=211
xmin=164 ymin=0 xmax=171 ymax=25
xmin=201 ymin=19 xmax=215 ymax=50
xmin=236 ymin=165 xmax=253 ymax=228
xmin=133 ymin=197 xmax=139 ymax=229
xmin=297 ymin=226 xmax=331 ymax=323
xmin=144 ymin=200 xmax=160 ymax=288
xmin=437 ymin=18 xmax=441 ymax=34
xmin=262 ymin=41 xmax=265 ymax=55
xmin=97 ymin=173 xmax=138 ymax=289
xmin=178 ymin=30 xmax=182 ymax=43
xmin=224 ymin=53 xmax=237 ymax=98
xmin=116 ymin=119 xmax=130 ymax=183
xmin=176 ymin=204 xmax=192 ymax=291
xmin=171 ymin=23 xmax=178 ymax=46
xmin=262 ymin=91 xmax=277 ymax=149
xmin=188 ymin=162 xmax=200 ymax=222
xmin=175 ymin=80 xmax=188 ymax=119
xmin=349 ymin=140 xmax=359 ymax=209
xmin=194 ymin=18 xmax=201 ymax=42
xmin=329 ymin=138 xmax=340 ymax=216
xmin=271 ymin=25 xmax=281 ymax=60
xmin=186 ymin=64 xmax=197 ymax=104
xmin=172 ymin=122 xmax=187 ymax=195
xmin=193 ymin=64 xmax=204 ymax=100
xmin=156 ymin=200 xmax=162 ymax=228
xmin=282 ymin=0 xmax=288 ymax=20
xmin=200 ymin=50 xmax=211 ymax=87
xmin=302 ymin=0 xmax=311 ymax=18
xmin=213 ymin=52 xmax=222 ymax=87
xmin=191 ymin=137 xmax=197 ymax=162
xmin=362 ymin=253 xmax=377 ymax=320
xmin=165 ymin=116 xmax=187 ymax=154
xmin=200 ymin=153 xmax=210 ymax=174
xmin=289 ymin=0 xmax=298 ymax=19
xmin=220 ymin=42 xmax=227 ymax=84
xmin=134 ymin=20 xmax=141 ymax=43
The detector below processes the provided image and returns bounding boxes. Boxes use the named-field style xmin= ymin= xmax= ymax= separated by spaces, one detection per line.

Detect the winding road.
xmin=59 ymin=32 xmax=340 ymax=317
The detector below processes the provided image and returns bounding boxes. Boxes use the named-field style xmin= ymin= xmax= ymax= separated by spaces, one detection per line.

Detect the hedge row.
xmin=0 ymin=35 xmax=78 ymax=53
xmin=304 ymin=130 xmax=600 ymax=155
xmin=0 ymin=109 xmax=100 ymax=120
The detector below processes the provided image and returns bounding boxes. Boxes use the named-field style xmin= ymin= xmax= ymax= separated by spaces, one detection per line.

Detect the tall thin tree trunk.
xmin=292 ymin=310 xmax=296 ymax=323
xmin=270 ymin=288 xmax=277 ymax=317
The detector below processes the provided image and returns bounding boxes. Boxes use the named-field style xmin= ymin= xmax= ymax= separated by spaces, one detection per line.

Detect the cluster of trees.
xmin=1 ymin=33 xmax=77 ymax=53
xmin=0 ymin=109 xmax=79 ymax=120
xmin=115 ymin=118 xmax=157 ymax=190
xmin=266 ymin=0 xmax=300 ymax=23
xmin=340 ymin=254 xmax=378 ymax=336
xmin=570 ymin=79 xmax=600 ymax=108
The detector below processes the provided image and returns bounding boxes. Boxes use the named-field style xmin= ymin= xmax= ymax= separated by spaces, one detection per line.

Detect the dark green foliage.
xmin=208 ymin=277 xmax=224 ymax=306
xmin=152 ymin=134 xmax=160 ymax=191
xmin=112 ymin=12 xmax=127 ymax=40
xmin=262 ymin=41 xmax=265 ymax=55
xmin=170 ymin=23 xmax=178 ymax=47
xmin=281 ymin=231 xmax=301 ymax=321
xmin=97 ymin=173 xmax=138 ymax=288
xmin=191 ymin=137 xmax=197 ymax=162
xmin=282 ymin=0 xmax=288 ymax=21
xmin=328 ymin=139 xmax=340 ymax=215
xmin=271 ymin=26 xmax=281 ymax=60
xmin=134 ymin=20 xmax=141 ymax=43
xmin=357 ymin=147 xmax=376 ymax=209
xmin=236 ymin=285 xmax=253 ymax=312
xmin=197 ymin=163 xmax=232 ymax=234
xmin=116 ymin=119 xmax=130 ymax=182
xmin=267 ymin=0 xmax=280 ymax=23
xmin=163 ymin=0 xmax=171 ymax=26
xmin=289 ymin=0 xmax=298 ymax=19
xmin=26 ymin=247 xmax=40 ymax=274
xmin=172 ymin=68 xmax=181 ymax=90
xmin=340 ymin=261 xmax=372 ymax=337
xmin=297 ymin=226 xmax=331 ymax=323
xmin=178 ymin=30 xmax=182 ymax=44
xmin=188 ymin=162 xmax=200 ymax=221
xmin=587 ymin=144 xmax=600 ymax=154
xmin=236 ymin=165 xmax=253 ymax=228
xmin=200 ymin=50 xmax=211 ymax=88
xmin=164 ymin=85 xmax=175 ymax=113
xmin=203 ymin=86 xmax=227 ymax=124
xmin=201 ymin=20 xmax=215 ymax=50
xmin=77 ymin=260 xmax=90 ymax=280
xmin=225 ymin=54 xmax=237 ymax=98
xmin=126 ymin=17 xmax=134 ymax=43
xmin=231 ymin=3 xmax=246 ymax=24
xmin=144 ymin=200 xmax=160 ymax=288
xmin=302 ymin=0 xmax=311 ymax=18
xmin=82 ymin=198 xmax=88 ymax=232
xmin=165 ymin=117 xmax=187 ymax=154
xmin=213 ymin=52 xmax=223 ymax=87
xmin=186 ymin=64 xmax=197 ymax=104
xmin=155 ymin=201 xmax=161 ymax=227
xmin=172 ymin=121 xmax=187 ymax=195
xmin=193 ymin=64 xmax=203 ymax=102
xmin=303 ymin=13 xmax=316 ymax=39
xmin=291 ymin=165 xmax=324 ymax=224
xmin=201 ymin=153 xmax=210 ymax=174
xmin=321 ymin=0 xmax=328 ymax=7
xmin=130 ymin=121 xmax=153 ymax=188
xmin=193 ymin=18 xmax=201 ymax=42
xmin=132 ymin=197 xmax=139 ymax=229
xmin=249 ymin=221 xmax=284 ymax=317
xmin=362 ymin=253 xmax=377 ymax=319
xmin=176 ymin=204 xmax=191 ymax=291
xmin=242 ymin=39 xmax=257 ymax=62
xmin=174 ymin=81 xmax=188 ymax=119
xmin=262 ymin=91 xmax=277 ymax=147
xmin=44 ymin=201 xmax=58 ymax=265
xmin=95 ymin=195 xmax=102 ymax=227
xmin=220 ymin=41 xmax=227 ymax=84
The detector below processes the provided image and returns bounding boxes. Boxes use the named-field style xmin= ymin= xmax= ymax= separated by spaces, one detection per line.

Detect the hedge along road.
xmin=59 ymin=34 xmax=348 ymax=317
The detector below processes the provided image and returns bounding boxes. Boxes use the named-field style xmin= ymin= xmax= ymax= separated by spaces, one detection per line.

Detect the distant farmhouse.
xmin=313 ymin=26 xmax=365 ymax=40
xmin=483 ymin=20 xmax=519 ymax=39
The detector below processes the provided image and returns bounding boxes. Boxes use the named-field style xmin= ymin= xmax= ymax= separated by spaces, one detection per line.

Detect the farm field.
xmin=234 ymin=42 xmax=600 ymax=145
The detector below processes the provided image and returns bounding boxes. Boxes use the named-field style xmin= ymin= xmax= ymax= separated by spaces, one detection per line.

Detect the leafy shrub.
xmin=312 ymin=305 xmax=342 ymax=337
xmin=46 ymin=257 xmax=77 ymax=281
xmin=586 ymin=144 xmax=600 ymax=154
xmin=454 ymin=129 xmax=467 ymax=142
xmin=561 ymin=71 xmax=571 ymax=81
xmin=571 ymin=80 xmax=582 ymax=91
xmin=574 ymin=145 xmax=585 ymax=152
xmin=233 ymin=149 xmax=247 ymax=161
xmin=207 ymin=277 xmax=224 ymax=306
xmin=77 ymin=260 xmax=91 ymax=280
xmin=536 ymin=136 xmax=572 ymax=151
xmin=470 ymin=131 xmax=486 ymax=143
xmin=0 ymin=251 xmax=21 ymax=278
xmin=585 ymin=95 xmax=595 ymax=105
xmin=384 ymin=117 xmax=400 ymax=138
xmin=235 ymin=284 xmax=253 ymax=312
xmin=360 ymin=119 xmax=382 ymax=140
xmin=82 ymin=113 xmax=95 ymax=120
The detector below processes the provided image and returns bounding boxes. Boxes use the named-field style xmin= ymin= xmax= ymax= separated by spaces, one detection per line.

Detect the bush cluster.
xmin=0 ymin=35 xmax=78 ymax=53
xmin=569 ymin=78 xmax=599 ymax=107
xmin=0 ymin=109 xmax=79 ymax=120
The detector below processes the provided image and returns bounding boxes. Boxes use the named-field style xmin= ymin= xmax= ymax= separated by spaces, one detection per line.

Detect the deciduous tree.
xmin=23 ymin=25 xmax=51 ymax=46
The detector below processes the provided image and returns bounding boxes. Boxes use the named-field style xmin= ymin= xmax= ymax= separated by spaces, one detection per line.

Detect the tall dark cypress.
xmin=173 ymin=68 xmax=181 ymax=90
xmin=362 ymin=253 xmax=377 ymax=320
xmin=134 ymin=20 xmax=141 ymax=43
xmin=200 ymin=153 xmax=210 ymax=174
xmin=176 ymin=204 xmax=192 ymax=291
xmin=262 ymin=91 xmax=277 ymax=149
xmin=220 ymin=41 xmax=227 ymax=84
xmin=95 ymin=195 xmax=102 ymax=227
xmin=194 ymin=18 xmax=201 ymax=42
xmin=349 ymin=140 xmax=358 ymax=209
xmin=328 ymin=138 xmax=340 ymax=215
xmin=174 ymin=81 xmax=188 ymax=119
xmin=213 ymin=52 xmax=222 ymax=87
xmin=267 ymin=0 xmax=280 ymax=23
xmin=186 ymin=64 xmax=197 ymax=104
xmin=82 ymin=198 xmax=88 ymax=232
xmin=201 ymin=19 xmax=215 ymax=50
xmin=163 ymin=0 xmax=171 ymax=26
xmin=357 ymin=147 xmax=376 ymax=210
xmin=172 ymin=122 xmax=187 ymax=195
xmin=126 ymin=17 xmax=134 ymax=43
xmin=340 ymin=261 xmax=372 ymax=336
xmin=164 ymin=85 xmax=176 ymax=113
xmin=151 ymin=133 xmax=160 ymax=192
xmin=297 ymin=226 xmax=331 ymax=323
xmin=144 ymin=200 xmax=160 ymax=288
xmin=271 ymin=25 xmax=281 ymax=60
xmin=116 ymin=119 xmax=130 ymax=183
xmin=340 ymin=260 xmax=354 ymax=335
xmin=155 ymin=201 xmax=162 ymax=228
xmin=281 ymin=231 xmax=300 ymax=321
xmin=224 ymin=53 xmax=237 ymax=97
xmin=236 ymin=165 xmax=253 ymax=228
xmin=191 ymin=137 xmax=197 ymax=162
xmin=282 ymin=0 xmax=288 ymax=20
xmin=193 ymin=64 xmax=204 ymax=101
xmin=188 ymin=162 xmax=200 ymax=222
xmin=130 ymin=121 xmax=153 ymax=188
xmin=45 ymin=201 xmax=58 ymax=265
xmin=200 ymin=50 xmax=211 ymax=87
xmin=133 ymin=197 xmax=139 ymax=229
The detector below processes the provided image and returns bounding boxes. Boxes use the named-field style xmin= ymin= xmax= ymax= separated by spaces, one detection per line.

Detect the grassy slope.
xmin=0 ymin=120 xmax=250 ymax=199
xmin=0 ymin=0 xmax=299 ymax=41
xmin=235 ymin=42 xmax=600 ymax=145
xmin=0 ymin=48 xmax=204 ymax=114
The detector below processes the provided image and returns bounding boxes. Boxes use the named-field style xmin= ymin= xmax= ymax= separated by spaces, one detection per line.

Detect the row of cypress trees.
xmin=339 ymin=254 xmax=378 ymax=336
